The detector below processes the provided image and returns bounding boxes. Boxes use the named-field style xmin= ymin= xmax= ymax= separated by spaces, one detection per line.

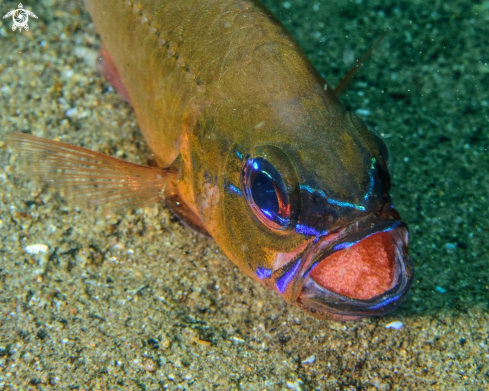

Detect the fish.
xmin=6 ymin=0 xmax=413 ymax=321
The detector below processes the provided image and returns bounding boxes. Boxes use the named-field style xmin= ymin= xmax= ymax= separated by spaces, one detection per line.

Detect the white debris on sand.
xmin=302 ymin=355 xmax=316 ymax=364
xmin=24 ymin=244 xmax=49 ymax=255
xmin=385 ymin=321 xmax=404 ymax=330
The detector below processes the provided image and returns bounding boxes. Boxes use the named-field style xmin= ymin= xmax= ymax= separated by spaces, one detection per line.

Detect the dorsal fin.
xmin=6 ymin=132 xmax=180 ymax=210
xmin=334 ymin=29 xmax=388 ymax=96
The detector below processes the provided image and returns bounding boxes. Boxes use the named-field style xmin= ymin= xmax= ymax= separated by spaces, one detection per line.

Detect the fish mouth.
xmin=296 ymin=217 xmax=413 ymax=321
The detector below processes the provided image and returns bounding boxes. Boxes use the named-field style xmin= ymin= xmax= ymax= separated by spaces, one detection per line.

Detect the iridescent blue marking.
xmin=236 ymin=150 xmax=243 ymax=160
xmin=332 ymin=221 xmax=401 ymax=251
xmin=383 ymin=221 xmax=401 ymax=231
xmin=333 ymin=241 xmax=354 ymax=251
xmin=364 ymin=176 xmax=374 ymax=201
xmin=256 ymin=267 xmax=272 ymax=279
xmin=300 ymin=185 xmax=325 ymax=198
xmin=262 ymin=170 xmax=273 ymax=180
xmin=301 ymin=158 xmax=378 ymax=210
xmin=300 ymin=185 xmax=365 ymax=211
xmin=260 ymin=209 xmax=289 ymax=225
xmin=326 ymin=198 xmax=366 ymax=211
xmin=307 ymin=261 xmax=320 ymax=275
xmin=364 ymin=158 xmax=376 ymax=201
xmin=274 ymin=214 xmax=289 ymax=225
xmin=275 ymin=258 xmax=301 ymax=294
xmin=369 ymin=293 xmax=402 ymax=309
xmin=228 ymin=184 xmax=242 ymax=196
xmin=303 ymin=266 xmax=312 ymax=279
xmin=295 ymin=224 xmax=327 ymax=237
xmin=300 ymin=184 xmax=314 ymax=193
xmin=252 ymin=161 xmax=259 ymax=170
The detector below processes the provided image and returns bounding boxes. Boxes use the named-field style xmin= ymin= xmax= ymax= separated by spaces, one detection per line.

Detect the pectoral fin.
xmin=6 ymin=132 xmax=180 ymax=210
xmin=97 ymin=43 xmax=130 ymax=103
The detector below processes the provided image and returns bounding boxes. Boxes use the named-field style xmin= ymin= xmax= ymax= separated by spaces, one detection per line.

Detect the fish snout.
xmin=295 ymin=219 xmax=413 ymax=320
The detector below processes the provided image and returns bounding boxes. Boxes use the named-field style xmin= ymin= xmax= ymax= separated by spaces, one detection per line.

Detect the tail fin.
xmin=6 ymin=132 xmax=180 ymax=210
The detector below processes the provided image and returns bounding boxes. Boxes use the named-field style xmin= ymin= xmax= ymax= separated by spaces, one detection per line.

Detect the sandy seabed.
xmin=0 ymin=0 xmax=488 ymax=389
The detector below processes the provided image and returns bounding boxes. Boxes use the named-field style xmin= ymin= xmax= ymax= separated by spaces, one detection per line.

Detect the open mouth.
xmin=296 ymin=218 xmax=414 ymax=320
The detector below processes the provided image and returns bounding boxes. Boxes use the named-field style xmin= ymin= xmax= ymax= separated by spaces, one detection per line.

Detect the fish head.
xmin=220 ymin=93 xmax=413 ymax=321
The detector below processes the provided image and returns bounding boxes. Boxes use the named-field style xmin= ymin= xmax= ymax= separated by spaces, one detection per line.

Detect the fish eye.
xmin=242 ymin=157 xmax=291 ymax=230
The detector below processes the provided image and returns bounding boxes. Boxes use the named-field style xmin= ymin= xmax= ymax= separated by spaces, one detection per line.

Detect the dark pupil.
xmin=251 ymin=171 xmax=279 ymax=215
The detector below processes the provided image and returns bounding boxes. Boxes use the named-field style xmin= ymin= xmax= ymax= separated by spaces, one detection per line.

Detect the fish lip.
xmin=296 ymin=219 xmax=414 ymax=320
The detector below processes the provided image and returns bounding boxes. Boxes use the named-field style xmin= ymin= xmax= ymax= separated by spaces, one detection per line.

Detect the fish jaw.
xmin=268 ymin=215 xmax=413 ymax=320
xmin=298 ymin=226 xmax=413 ymax=320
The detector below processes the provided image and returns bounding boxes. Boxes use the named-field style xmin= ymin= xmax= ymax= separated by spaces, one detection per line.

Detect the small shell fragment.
xmin=231 ymin=336 xmax=245 ymax=344
xmin=385 ymin=320 xmax=404 ymax=330
xmin=302 ymin=355 xmax=316 ymax=364
xmin=144 ymin=360 xmax=156 ymax=372
xmin=25 ymin=244 xmax=49 ymax=255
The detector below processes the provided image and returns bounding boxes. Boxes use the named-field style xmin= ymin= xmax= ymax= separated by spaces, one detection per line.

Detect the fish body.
xmin=84 ymin=0 xmax=344 ymax=235
xmin=8 ymin=0 xmax=413 ymax=320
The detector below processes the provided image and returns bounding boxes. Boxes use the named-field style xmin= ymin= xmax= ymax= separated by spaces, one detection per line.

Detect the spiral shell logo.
xmin=3 ymin=3 xmax=38 ymax=32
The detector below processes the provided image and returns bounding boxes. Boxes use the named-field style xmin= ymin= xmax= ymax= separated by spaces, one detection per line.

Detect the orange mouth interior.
xmin=309 ymin=231 xmax=395 ymax=300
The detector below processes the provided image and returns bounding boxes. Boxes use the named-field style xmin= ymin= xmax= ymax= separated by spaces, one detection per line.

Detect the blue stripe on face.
xmin=300 ymin=184 xmax=366 ymax=211
xmin=275 ymin=258 xmax=301 ymax=294
xmin=256 ymin=267 xmax=272 ymax=279
xmin=333 ymin=241 xmax=354 ymax=251
xmin=364 ymin=158 xmax=376 ymax=201
xmin=300 ymin=185 xmax=325 ymax=198
xmin=228 ymin=184 xmax=242 ymax=196
xmin=326 ymin=198 xmax=366 ymax=211
xmin=332 ymin=221 xmax=401 ymax=252
xmin=369 ymin=293 xmax=402 ymax=310
xmin=295 ymin=224 xmax=327 ymax=237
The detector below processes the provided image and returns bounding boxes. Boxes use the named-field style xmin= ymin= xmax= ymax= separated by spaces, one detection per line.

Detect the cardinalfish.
xmin=6 ymin=0 xmax=413 ymax=320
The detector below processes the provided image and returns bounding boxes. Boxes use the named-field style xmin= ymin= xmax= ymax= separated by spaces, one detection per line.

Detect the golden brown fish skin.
xmin=86 ymin=4 xmax=338 ymax=235
xmin=85 ymin=3 xmax=346 ymax=196
xmin=83 ymin=0 xmax=409 ymax=319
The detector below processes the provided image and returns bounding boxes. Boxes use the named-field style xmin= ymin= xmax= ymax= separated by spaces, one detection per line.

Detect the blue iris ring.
xmin=242 ymin=157 xmax=291 ymax=230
